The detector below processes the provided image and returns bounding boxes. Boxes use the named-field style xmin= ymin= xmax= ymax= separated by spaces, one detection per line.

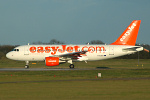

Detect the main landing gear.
xmin=68 ymin=60 xmax=74 ymax=69
xmin=69 ymin=64 xmax=74 ymax=68
xmin=25 ymin=61 xmax=29 ymax=69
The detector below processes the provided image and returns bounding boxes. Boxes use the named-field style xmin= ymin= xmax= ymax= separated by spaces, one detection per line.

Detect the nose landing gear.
xmin=25 ymin=61 xmax=29 ymax=69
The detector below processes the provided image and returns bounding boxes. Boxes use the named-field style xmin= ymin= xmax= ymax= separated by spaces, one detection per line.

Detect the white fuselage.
xmin=6 ymin=44 xmax=143 ymax=62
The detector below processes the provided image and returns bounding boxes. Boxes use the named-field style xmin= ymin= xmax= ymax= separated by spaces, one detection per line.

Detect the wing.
xmin=49 ymin=51 xmax=88 ymax=61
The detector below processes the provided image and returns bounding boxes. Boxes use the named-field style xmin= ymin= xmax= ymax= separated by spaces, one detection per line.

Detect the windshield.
xmin=12 ymin=49 xmax=19 ymax=52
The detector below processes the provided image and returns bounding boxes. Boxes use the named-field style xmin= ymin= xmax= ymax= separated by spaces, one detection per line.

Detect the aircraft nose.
xmin=6 ymin=52 xmax=13 ymax=59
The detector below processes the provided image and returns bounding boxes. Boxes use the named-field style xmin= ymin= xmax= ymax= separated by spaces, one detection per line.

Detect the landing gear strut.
xmin=25 ymin=61 xmax=29 ymax=69
xmin=69 ymin=64 xmax=74 ymax=69
xmin=68 ymin=60 xmax=74 ymax=68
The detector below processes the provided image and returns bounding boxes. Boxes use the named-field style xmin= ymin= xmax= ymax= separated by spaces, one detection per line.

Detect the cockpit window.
xmin=12 ymin=49 xmax=16 ymax=51
xmin=12 ymin=49 xmax=19 ymax=52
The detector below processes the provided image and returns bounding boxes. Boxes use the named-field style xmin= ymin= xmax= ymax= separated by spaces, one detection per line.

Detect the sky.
xmin=0 ymin=0 xmax=150 ymax=45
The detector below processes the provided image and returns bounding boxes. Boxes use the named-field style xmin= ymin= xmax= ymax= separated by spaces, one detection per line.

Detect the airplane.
xmin=6 ymin=20 xmax=143 ymax=69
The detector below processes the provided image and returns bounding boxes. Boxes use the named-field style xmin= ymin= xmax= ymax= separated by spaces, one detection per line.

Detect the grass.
xmin=0 ymin=80 xmax=150 ymax=100
xmin=0 ymin=59 xmax=150 ymax=100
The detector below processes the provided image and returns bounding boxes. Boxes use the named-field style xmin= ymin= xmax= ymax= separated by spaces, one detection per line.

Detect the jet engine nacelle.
xmin=45 ymin=57 xmax=59 ymax=66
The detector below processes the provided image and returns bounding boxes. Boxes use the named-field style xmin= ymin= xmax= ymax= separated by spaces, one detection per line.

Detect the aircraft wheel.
xmin=69 ymin=64 xmax=74 ymax=69
xmin=25 ymin=65 xmax=29 ymax=69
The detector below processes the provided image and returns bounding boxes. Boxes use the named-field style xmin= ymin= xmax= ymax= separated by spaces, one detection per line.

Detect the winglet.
xmin=110 ymin=20 xmax=141 ymax=46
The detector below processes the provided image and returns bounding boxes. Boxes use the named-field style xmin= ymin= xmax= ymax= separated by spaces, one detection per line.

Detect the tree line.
xmin=0 ymin=39 xmax=149 ymax=59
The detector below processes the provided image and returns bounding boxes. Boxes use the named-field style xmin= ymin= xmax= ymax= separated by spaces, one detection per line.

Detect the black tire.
xmin=25 ymin=65 xmax=29 ymax=69
xmin=69 ymin=64 xmax=74 ymax=69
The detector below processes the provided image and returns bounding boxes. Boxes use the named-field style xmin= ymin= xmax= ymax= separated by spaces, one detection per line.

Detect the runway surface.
xmin=0 ymin=67 xmax=110 ymax=71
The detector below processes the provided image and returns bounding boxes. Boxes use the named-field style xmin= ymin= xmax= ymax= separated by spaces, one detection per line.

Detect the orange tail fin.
xmin=110 ymin=20 xmax=141 ymax=46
